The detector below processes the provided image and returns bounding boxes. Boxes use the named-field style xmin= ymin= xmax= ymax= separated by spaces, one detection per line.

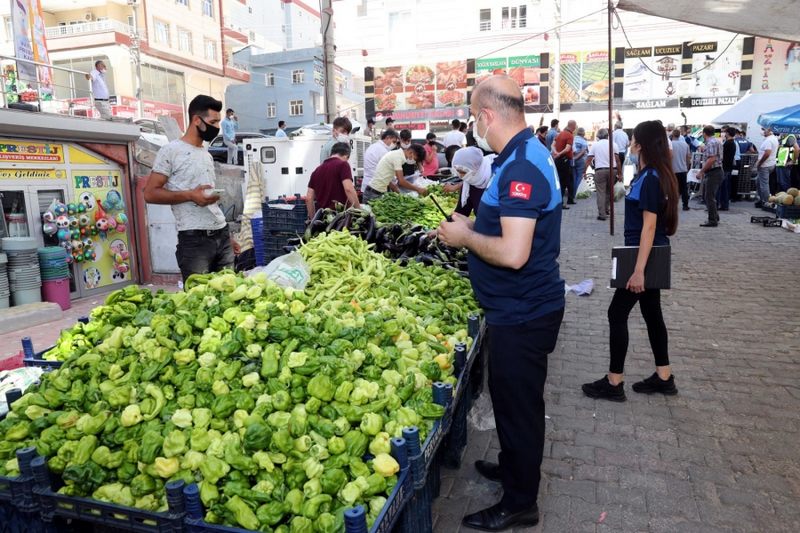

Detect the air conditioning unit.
xmin=84 ymin=11 xmax=95 ymax=21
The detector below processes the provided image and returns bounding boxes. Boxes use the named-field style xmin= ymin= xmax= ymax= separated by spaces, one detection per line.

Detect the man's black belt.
xmin=179 ymin=227 xmax=228 ymax=237
xmin=94 ymin=98 xmax=109 ymax=101
xmin=367 ymin=186 xmax=384 ymax=195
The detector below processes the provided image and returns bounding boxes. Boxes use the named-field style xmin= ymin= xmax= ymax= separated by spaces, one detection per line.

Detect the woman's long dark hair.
xmin=632 ymin=120 xmax=679 ymax=236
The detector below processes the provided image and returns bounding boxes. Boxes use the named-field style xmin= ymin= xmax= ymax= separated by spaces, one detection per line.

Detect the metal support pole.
xmin=607 ymin=0 xmax=615 ymax=235
xmin=128 ymin=0 xmax=144 ymax=118
xmin=553 ymin=0 xmax=561 ymax=119
xmin=320 ymin=0 xmax=337 ymax=124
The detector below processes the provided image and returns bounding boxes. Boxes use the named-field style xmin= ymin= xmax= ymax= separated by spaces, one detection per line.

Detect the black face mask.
xmin=197 ymin=118 xmax=220 ymax=142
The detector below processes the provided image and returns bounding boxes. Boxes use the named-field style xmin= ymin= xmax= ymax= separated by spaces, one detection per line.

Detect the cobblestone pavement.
xmin=433 ymin=195 xmax=800 ymax=532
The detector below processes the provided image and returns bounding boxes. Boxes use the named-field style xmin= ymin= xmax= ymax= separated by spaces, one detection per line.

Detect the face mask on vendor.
xmin=400 ymin=142 xmax=411 ymax=149
xmin=196 ymin=117 xmax=220 ymax=142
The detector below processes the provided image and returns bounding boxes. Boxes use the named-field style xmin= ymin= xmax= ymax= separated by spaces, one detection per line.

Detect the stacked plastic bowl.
xmin=38 ymin=247 xmax=71 ymax=310
xmin=2 ymin=237 xmax=42 ymax=306
xmin=0 ymin=253 xmax=9 ymax=308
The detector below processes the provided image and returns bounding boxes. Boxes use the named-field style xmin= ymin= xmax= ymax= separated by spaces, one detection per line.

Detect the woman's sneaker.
xmin=632 ymin=373 xmax=678 ymax=395
xmin=581 ymin=376 xmax=626 ymax=402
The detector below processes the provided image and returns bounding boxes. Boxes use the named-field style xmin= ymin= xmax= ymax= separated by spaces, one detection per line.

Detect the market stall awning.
xmin=616 ymin=0 xmax=800 ymax=42
xmin=758 ymin=104 xmax=800 ymax=134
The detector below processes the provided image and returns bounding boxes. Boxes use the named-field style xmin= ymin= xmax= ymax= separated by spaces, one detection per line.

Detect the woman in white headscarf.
xmin=446 ymin=147 xmax=495 ymax=216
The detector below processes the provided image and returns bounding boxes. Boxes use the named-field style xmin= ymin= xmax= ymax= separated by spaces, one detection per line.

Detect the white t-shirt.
xmin=370 ymin=150 xmax=407 ymax=193
xmin=588 ymin=139 xmax=618 ymax=169
xmin=362 ymin=141 xmax=391 ymax=192
xmin=613 ymin=129 xmax=629 ymax=152
xmin=152 ymin=140 xmax=226 ymax=231
xmin=90 ymin=69 xmax=109 ymax=99
xmin=442 ymin=130 xmax=466 ymax=148
xmin=759 ymin=134 xmax=780 ymax=167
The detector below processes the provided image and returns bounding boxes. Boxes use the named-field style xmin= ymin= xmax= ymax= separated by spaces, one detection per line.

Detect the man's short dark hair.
xmin=426 ymin=132 xmax=437 ymax=141
xmin=451 ymin=119 xmax=461 ymax=129
xmin=459 ymin=122 xmax=467 ymax=132
xmin=95 ymin=60 xmax=104 ymax=69
xmin=367 ymin=118 xmax=375 ymax=125
xmin=550 ymin=119 xmax=559 ymax=128
xmin=278 ymin=120 xmax=286 ymax=128
xmin=537 ymin=126 xmax=549 ymax=135
xmin=332 ymin=117 xmax=353 ymax=133
xmin=670 ymin=128 xmax=681 ymax=139
xmin=399 ymin=129 xmax=412 ymax=141
xmin=188 ymin=95 xmax=223 ymax=120
xmin=725 ymin=126 xmax=737 ymax=137
xmin=330 ymin=142 xmax=351 ymax=157
xmin=385 ymin=117 xmax=395 ymax=125
xmin=381 ymin=129 xmax=398 ymax=140
xmin=226 ymin=108 xmax=234 ymax=114
xmin=406 ymin=143 xmax=425 ymax=162
xmin=703 ymin=125 xmax=715 ymax=137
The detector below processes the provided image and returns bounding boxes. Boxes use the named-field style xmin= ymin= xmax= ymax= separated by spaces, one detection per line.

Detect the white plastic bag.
xmin=576 ymin=179 xmax=590 ymax=196
xmin=613 ymin=181 xmax=626 ymax=201
xmin=468 ymin=392 xmax=496 ymax=432
xmin=249 ymin=251 xmax=310 ymax=290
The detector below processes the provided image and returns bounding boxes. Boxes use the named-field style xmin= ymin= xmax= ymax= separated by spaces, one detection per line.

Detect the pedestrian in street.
xmin=670 ymin=128 xmax=691 ymax=211
xmin=221 ymin=109 xmax=239 ymax=165
xmin=535 ymin=126 xmax=548 ymax=146
xmin=438 ymin=75 xmax=564 ymax=532
xmin=582 ymin=120 xmax=679 ymax=402
xmin=584 ymin=128 xmax=621 ymax=221
xmin=697 ymin=125 xmax=723 ymax=227
xmin=681 ymin=125 xmax=701 ymax=153
xmin=320 ymin=116 xmax=352 ymax=163
xmin=572 ymin=127 xmax=589 ymax=194
xmin=613 ymin=121 xmax=630 ymax=167
xmin=364 ymin=118 xmax=376 ymax=140
xmin=361 ymin=129 xmax=398 ymax=193
xmin=384 ymin=117 xmax=395 ymax=130
xmin=755 ymin=126 xmax=779 ymax=206
xmin=422 ymin=132 xmax=440 ymax=177
xmin=776 ymin=133 xmax=799 ymax=192
xmin=545 ymin=118 xmax=559 ymax=150
xmin=443 ymin=118 xmax=467 ymax=148
xmin=144 ymin=95 xmax=238 ymax=283
xmin=553 ymin=120 xmax=577 ymax=207
xmin=305 ymin=142 xmax=360 ymax=212
xmin=719 ymin=127 xmax=737 ymax=211
xmin=85 ymin=60 xmax=112 ymax=120
xmin=275 ymin=120 xmax=288 ymax=138
xmin=364 ymin=143 xmax=427 ymax=202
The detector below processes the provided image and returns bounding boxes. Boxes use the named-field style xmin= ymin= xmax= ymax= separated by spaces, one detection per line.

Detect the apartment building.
xmin=0 ymin=0 xmax=321 ymax=127
xmin=226 ymin=46 xmax=365 ymax=134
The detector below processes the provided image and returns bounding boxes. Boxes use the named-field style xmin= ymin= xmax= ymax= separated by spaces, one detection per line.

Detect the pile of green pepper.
xmin=367 ymin=193 xmax=459 ymax=229
xmin=0 ymin=232 xmax=477 ymax=532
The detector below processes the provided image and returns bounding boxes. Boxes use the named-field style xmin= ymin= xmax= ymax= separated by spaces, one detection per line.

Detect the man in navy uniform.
xmin=438 ymin=75 xmax=565 ymax=531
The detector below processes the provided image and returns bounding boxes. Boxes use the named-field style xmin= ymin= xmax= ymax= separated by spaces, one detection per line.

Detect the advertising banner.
xmin=476 ymin=55 xmax=543 ymax=105
xmin=559 ymin=50 xmax=609 ymax=104
xmin=70 ymin=170 xmax=131 ymax=290
xmin=752 ymin=38 xmax=800 ymax=92
xmin=371 ymin=61 xmax=467 ymax=113
xmin=622 ymin=45 xmax=681 ymax=101
xmin=680 ymin=39 xmax=743 ymax=98
xmin=29 ymin=0 xmax=52 ymax=98
xmin=11 ymin=0 xmax=36 ymax=83
xmin=0 ymin=139 xmax=64 ymax=163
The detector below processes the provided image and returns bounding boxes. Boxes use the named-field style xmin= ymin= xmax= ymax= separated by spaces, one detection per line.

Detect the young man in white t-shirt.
xmin=755 ymin=126 xmax=780 ymax=206
xmin=442 ymin=119 xmax=466 ymax=148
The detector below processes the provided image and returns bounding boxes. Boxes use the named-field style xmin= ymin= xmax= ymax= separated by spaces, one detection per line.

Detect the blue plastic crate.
xmin=262 ymin=197 xmax=307 ymax=234
xmin=0 ymin=448 xmax=49 ymax=533
xmin=777 ymin=204 xmax=800 ymax=219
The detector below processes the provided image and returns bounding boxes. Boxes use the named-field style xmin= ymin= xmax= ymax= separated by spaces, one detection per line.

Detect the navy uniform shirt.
xmin=623 ymin=166 xmax=669 ymax=247
xmin=467 ymin=128 xmax=565 ymax=325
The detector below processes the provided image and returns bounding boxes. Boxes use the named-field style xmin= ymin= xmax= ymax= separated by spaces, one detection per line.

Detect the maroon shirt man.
xmin=552 ymin=119 xmax=577 ymax=206
xmin=306 ymin=142 xmax=361 ymax=213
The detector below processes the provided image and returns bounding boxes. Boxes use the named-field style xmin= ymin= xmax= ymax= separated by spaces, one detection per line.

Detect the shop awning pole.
xmin=607 ymin=0 xmax=614 ymax=236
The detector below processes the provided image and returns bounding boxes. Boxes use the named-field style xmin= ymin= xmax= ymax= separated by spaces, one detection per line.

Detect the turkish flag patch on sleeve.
xmin=509 ymin=181 xmax=532 ymax=200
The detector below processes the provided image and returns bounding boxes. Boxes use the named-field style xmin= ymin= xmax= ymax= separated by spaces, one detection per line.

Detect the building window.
xmin=265 ymin=72 xmax=275 ymax=86
xmin=267 ymin=102 xmax=276 ymax=118
xmin=249 ymin=31 xmax=255 ymax=42
xmin=289 ymin=99 xmax=303 ymax=116
xmin=176 ymin=0 xmax=188 ymax=6
xmin=479 ymin=9 xmax=491 ymax=31
xmin=502 ymin=5 xmax=526 ymax=29
xmin=3 ymin=16 xmax=12 ymax=42
xmin=202 ymin=0 xmax=213 ymax=17
xmin=154 ymin=19 xmax=170 ymax=46
xmin=177 ymin=28 xmax=192 ymax=53
xmin=388 ymin=11 xmax=413 ymax=50
xmin=292 ymin=69 xmax=304 ymax=84
xmin=127 ymin=15 xmax=134 ymax=29
xmin=204 ymin=39 xmax=216 ymax=60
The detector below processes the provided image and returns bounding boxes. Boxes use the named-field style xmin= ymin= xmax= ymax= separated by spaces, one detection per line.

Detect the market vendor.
xmin=437 ymin=75 xmax=564 ymax=532
xmin=363 ymin=144 xmax=428 ymax=202
xmin=143 ymin=95 xmax=239 ymax=283
xmin=443 ymin=147 xmax=495 ymax=217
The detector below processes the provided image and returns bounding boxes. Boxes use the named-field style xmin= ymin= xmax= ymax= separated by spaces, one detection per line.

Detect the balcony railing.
xmin=46 ymin=19 xmax=133 ymax=40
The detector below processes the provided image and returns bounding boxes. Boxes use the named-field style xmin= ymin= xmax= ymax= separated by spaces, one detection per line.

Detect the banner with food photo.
xmin=475 ymin=57 xmax=508 ymax=85
xmin=404 ymin=64 xmax=436 ymax=110
xmin=752 ymin=38 xmax=800 ymax=92
xmin=679 ymin=38 xmax=743 ymax=98
xmin=559 ymin=51 xmax=609 ymax=104
xmin=436 ymin=61 xmax=467 ymax=108
xmin=508 ymin=55 xmax=542 ymax=105
xmin=373 ymin=66 xmax=403 ymax=112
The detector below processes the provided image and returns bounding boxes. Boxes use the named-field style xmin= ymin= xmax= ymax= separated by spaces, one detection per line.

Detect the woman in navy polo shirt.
xmin=582 ymin=120 xmax=679 ymax=401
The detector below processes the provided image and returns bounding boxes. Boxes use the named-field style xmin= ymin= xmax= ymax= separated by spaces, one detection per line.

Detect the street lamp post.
xmin=128 ymin=0 xmax=144 ymax=119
